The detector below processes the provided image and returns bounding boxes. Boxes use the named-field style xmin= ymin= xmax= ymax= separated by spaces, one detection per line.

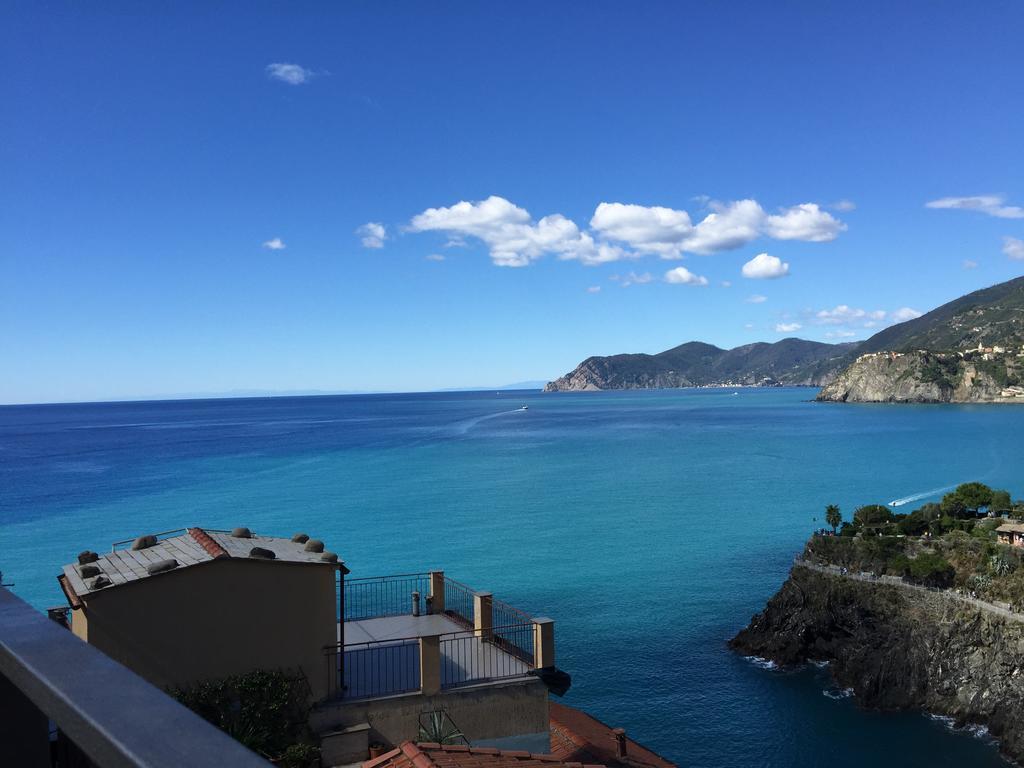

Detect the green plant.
xmin=418 ymin=710 xmax=466 ymax=745
xmin=825 ymin=504 xmax=842 ymax=533
xmin=853 ymin=504 xmax=894 ymax=527
xmin=990 ymin=554 xmax=1015 ymax=577
xmin=905 ymin=551 xmax=955 ymax=588
xmin=170 ymin=669 xmax=313 ymax=760
xmin=281 ymin=743 xmax=320 ymax=768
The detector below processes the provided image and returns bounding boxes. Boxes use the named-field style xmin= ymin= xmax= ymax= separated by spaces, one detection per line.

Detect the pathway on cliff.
xmin=794 ymin=558 xmax=1024 ymax=625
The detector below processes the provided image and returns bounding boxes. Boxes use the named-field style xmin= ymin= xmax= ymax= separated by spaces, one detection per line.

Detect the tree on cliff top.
xmin=942 ymin=482 xmax=994 ymax=516
xmin=825 ymin=504 xmax=842 ymax=533
xmin=991 ymin=489 xmax=1012 ymax=514
xmin=854 ymin=504 xmax=893 ymax=527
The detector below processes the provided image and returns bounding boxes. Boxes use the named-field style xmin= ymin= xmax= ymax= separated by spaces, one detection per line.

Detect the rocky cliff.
xmin=732 ymin=566 xmax=1024 ymax=763
xmin=816 ymin=350 xmax=1023 ymax=403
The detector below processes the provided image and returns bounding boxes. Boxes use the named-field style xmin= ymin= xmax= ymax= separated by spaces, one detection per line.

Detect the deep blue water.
xmin=2 ymin=388 xmax=1021 ymax=766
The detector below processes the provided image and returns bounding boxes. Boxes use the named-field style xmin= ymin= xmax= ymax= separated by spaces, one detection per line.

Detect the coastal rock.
xmin=816 ymin=350 xmax=1022 ymax=403
xmin=731 ymin=566 xmax=1024 ymax=763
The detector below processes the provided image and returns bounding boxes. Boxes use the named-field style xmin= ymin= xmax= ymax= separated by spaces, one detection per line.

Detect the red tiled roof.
xmin=363 ymin=741 xmax=605 ymax=768
xmin=189 ymin=527 xmax=229 ymax=559
xmin=549 ymin=702 xmax=676 ymax=768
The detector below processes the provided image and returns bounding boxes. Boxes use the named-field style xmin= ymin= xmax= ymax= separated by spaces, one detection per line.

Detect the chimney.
xmin=612 ymin=728 xmax=627 ymax=758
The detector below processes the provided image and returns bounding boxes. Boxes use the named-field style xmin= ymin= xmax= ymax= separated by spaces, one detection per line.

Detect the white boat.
xmin=519 ymin=405 xmax=528 ymax=411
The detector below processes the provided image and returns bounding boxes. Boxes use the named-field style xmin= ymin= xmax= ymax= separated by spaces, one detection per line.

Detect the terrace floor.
xmin=341 ymin=613 xmax=464 ymax=644
xmin=338 ymin=615 xmax=532 ymax=699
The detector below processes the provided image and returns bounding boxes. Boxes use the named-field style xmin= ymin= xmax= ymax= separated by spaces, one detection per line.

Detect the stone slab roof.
xmin=996 ymin=523 xmax=1024 ymax=535
xmin=59 ymin=526 xmax=344 ymax=601
xmin=363 ymin=741 xmax=604 ymax=768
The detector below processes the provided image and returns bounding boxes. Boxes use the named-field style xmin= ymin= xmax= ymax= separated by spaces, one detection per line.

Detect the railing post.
xmin=419 ymin=635 xmax=441 ymax=696
xmin=429 ymin=571 xmax=445 ymax=615
xmin=533 ymin=617 xmax=555 ymax=669
xmin=473 ymin=591 xmax=493 ymax=638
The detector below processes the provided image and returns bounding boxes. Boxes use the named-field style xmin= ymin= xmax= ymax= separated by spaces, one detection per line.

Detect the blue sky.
xmin=3 ymin=2 xmax=1024 ymax=403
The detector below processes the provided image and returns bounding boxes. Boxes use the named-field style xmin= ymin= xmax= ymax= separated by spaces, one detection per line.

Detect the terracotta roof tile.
xmin=190 ymin=527 xmax=230 ymax=559
xmin=549 ymin=702 xmax=676 ymax=768
xmin=362 ymin=741 xmax=610 ymax=768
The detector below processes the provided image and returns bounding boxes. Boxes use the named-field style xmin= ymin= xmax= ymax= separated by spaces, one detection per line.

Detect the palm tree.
xmin=825 ymin=504 xmax=842 ymax=534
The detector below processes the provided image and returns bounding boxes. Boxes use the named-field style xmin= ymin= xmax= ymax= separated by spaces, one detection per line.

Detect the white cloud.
xmin=815 ymin=305 xmax=884 ymax=325
xmin=763 ymin=203 xmax=846 ymax=241
xmin=745 ymin=294 xmax=767 ymax=304
xmin=832 ymin=200 xmax=857 ymax=212
xmin=664 ymin=266 xmax=709 ymax=285
xmin=408 ymin=196 xmax=623 ymax=267
xmin=776 ymin=322 xmax=802 ymax=333
xmin=686 ymin=199 xmax=766 ymax=254
xmin=810 ymin=305 xmax=920 ymax=330
xmin=741 ymin=253 xmax=790 ymax=279
xmin=357 ymin=222 xmax=387 ymax=249
xmin=265 ymin=63 xmax=314 ymax=85
xmin=890 ymin=307 xmax=923 ymax=323
xmin=1003 ymin=236 xmax=1024 ymax=260
xmin=925 ymin=195 xmax=1024 ymax=219
xmin=425 ymin=253 xmax=445 ymax=262
xmin=744 ymin=322 xmax=755 ymax=330
xmin=407 ymin=194 xmax=845 ymax=268
xmin=825 ymin=330 xmax=857 ymax=339
xmin=721 ymin=280 xmax=732 ymax=288
xmin=610 ymin=271 xmax=653 ymax=287
xmin=262 ymin=237 xmax=286 ymax=250
xmin=589 ymin=203 xmax=692 ymax=258
xmin=963 ymin=259 xmax=978 ymax=269
xmin=587 ymin=286 xmax=601 ymax=293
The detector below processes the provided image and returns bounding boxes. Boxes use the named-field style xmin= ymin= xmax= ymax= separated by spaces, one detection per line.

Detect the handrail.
xmin=110 ymin=527 xmax=231 ymax=551
xmin=344 ymin=572 xmax=432 ymax=583
xmin=0 ymin=586 xmax=268 ymax=767
xmin=325 ymin=622 xmax=536 ymax=652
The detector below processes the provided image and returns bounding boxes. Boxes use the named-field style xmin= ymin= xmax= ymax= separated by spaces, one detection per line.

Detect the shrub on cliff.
xmin=990 ymin=489 xmax=1012 ymax=514
xmin=904 ymin=552 xmax=955 ymax=588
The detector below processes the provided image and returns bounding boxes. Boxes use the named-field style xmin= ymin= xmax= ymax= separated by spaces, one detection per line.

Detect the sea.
xmin=1 ymin=387 xmax=1020 ymax=767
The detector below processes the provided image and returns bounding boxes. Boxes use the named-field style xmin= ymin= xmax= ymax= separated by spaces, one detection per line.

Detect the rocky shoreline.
xmin=731 ymin=564 xmax=1024 ymax=764
xmin=816 ymin=349 xmax=1024 ymax=403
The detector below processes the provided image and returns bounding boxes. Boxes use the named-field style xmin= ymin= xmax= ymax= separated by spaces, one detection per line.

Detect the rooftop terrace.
xmin=329 ymin=572 xmax=556 ymax=702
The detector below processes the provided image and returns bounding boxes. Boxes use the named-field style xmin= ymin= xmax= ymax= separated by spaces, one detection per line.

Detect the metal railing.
xmin=440 ymin=624 xmax=535 ymax=689
xmin=109 ymin=527 xmax=231 ymax=551
xmin=491 ymin=599 xmax=534 ymax=660
xmin=324 ymin=623 xmax=537 ymax=700
xmin=442 ymin=577 xmax=476 ymax=627
xmin=342 ymin=573 xmax=432 ymax=621
xmin=0 ymin=586 xmax=268 ymax=768
xmin=325 ymin=637 xmax=421 ymax=701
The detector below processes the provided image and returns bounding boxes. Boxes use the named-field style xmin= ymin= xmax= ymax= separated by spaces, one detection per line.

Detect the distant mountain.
xmin=819 ymin=274 xmax=1024 ymax=403
xmin=544 ymin=338 xmax=859 ymax=392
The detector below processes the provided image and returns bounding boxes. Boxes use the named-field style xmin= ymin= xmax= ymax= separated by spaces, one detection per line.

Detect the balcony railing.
xmin=0 ymin=586 xmax=268 ymax=768
xmin=328 ymin=571 xmax=555 ymax=702
xmin=342 ymin=573 xmax=432 ymax=621
xmin=439 ymin=624 xmax=534 ymax=689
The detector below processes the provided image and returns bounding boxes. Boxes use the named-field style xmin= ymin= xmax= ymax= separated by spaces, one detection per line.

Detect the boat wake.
xmin=455 ymin=408 xmax=529 ymax=434
xmin=888 ymin=484 xmax=959 ymax=508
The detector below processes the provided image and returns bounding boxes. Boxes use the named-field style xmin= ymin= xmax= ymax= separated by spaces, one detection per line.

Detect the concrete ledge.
xmin=320 ymin=722 xmax=371 ymax=767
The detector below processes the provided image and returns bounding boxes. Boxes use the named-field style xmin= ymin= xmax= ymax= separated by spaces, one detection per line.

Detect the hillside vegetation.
xmin=544 ymin=338 xmax=856 ymax=391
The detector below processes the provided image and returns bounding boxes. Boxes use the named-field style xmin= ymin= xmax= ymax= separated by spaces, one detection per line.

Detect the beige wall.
xmin=71 ymin=560 xmax=337 ymax=701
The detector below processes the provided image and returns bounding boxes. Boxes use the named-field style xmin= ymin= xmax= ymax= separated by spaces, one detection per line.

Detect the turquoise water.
xmin=1 ymin=388 xmax=1020 ymax=766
